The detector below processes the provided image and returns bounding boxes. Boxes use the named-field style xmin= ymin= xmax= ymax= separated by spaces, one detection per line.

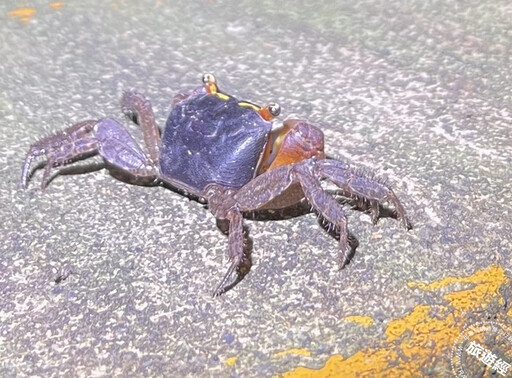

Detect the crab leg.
xmin=315 ymin=159 xmax=412 ymax=229
xmin=21 ymin=118 xmax=156 ymax=189
xmin=121 ymin=91 xmax=161 ymax=164
xmin=213 ymin=210 xmax=245 ymax=297
xmin=233 ymin=161 xmax=353 ymax=268
xmin=297 ymin=170 xmax=351 ymax=266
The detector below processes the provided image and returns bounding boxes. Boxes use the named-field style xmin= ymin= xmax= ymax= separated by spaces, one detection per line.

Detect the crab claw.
xmin=20 ymin=147 xmax=43 ymax=189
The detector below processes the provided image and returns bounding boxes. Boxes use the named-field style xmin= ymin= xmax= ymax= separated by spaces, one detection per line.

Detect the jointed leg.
xmin=315 ymin=159 xmax=412 ymax=229
xmin=297 ymin=172 xmax=351 ymax=267
xmin=213 ymin=210 xmax=246 ymax=297
xmin=121 ymin=91 xmax=161 ymax=164
xmin=232 ymin=163 xmax=355 ymax=267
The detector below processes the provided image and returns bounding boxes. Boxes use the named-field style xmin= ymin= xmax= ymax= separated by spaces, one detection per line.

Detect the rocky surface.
xmin=1 ymin=0 xmax=511 ymax=376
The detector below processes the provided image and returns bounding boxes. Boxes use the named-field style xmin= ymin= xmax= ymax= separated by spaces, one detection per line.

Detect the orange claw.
xmin=258 ymin=119 xmax=325 ymax=174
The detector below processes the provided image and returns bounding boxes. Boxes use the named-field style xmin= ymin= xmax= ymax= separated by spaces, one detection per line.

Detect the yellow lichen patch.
xmin=7 ymin=7 xmax=36 ymax=24
xmin=283 ymin=349 xmax=406 ymax=378
xmin=50 ymin=2 xmax=65 ymax=10
xmin=225 ymin=356 xmax=237 ymax=367
xmin=283 ymin=355 xmax=344 ymax=378
xmin=409 ymin=265 xmax=507 ymax=311
xmin=274 ymin=348 xmax=312 ymax=358
xmin=385 ymin=305 xmax=430 ymax=341
xmin=408 ymin=264 xmax=505 ymax=292
xmin=344 ymin=315 xmax=374 ymax=326
xmin=385 ymin=304 xmax=461 ymax=359
xmin=283 ymin=265 xmax=510 ymax=377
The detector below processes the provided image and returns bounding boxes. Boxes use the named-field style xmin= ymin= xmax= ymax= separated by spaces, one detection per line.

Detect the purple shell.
xmin=160 ymin=92 xmax=272 ymax=193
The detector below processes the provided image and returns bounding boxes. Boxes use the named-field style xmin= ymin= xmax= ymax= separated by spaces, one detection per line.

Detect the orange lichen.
xmin=50 ymin=2 xmax=64 ymax=10
xmin=344 ymin=316 xmax=374 ymax=326
xmin=274 ymin=348 xmax=312 ymax=358
xmin=225 ymin=356 xmax=237 ymax=367
xmin=283 ymin=265 xmax=509 ymax=377
xmin=7 ymin=7 xmax=36 ymax=24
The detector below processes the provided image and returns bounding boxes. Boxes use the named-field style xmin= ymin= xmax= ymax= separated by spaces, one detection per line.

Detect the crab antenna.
xmin=202 ymin=73 xmax=218 ymax=94
xmin=258 ymin=102 xmax=281 ymax=121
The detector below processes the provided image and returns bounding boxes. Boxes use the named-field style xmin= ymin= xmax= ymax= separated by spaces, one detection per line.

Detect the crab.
xmin=21 ymin=74 xmax=411 ymax=296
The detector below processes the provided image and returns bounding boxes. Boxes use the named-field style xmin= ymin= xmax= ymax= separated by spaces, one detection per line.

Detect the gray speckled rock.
xmin=1 ymin=0 xmax=511 ymax=376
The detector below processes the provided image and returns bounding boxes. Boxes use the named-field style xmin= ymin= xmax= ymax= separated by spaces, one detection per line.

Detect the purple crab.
xmin=21 ymin=74 xmax=411 ymax=296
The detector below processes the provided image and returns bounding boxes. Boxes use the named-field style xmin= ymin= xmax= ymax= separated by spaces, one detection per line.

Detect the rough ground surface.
xmin=1 ymin=0 xmax=511 ymax=376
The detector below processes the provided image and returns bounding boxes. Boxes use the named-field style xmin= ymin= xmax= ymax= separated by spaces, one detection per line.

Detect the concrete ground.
xmin=1 ymin=0 xmax=511 ymax=376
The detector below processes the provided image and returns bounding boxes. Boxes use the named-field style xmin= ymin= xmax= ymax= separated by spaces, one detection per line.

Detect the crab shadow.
xmin=246 ymin=193 xmax=399 ymax=257
xmin=32 ymin=159 xmax=106 ymax=188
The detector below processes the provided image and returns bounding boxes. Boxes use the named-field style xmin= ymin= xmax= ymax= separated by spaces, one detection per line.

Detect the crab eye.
xmin=202 ymin=73 xmax=216 ymax=85
xmin=268 ymin=103 xmax=281 ymax=117
xmin=202 ymin=74 xmax=218 ymax=94
xmin=258 ymin=103 xmax=281 ymax=121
